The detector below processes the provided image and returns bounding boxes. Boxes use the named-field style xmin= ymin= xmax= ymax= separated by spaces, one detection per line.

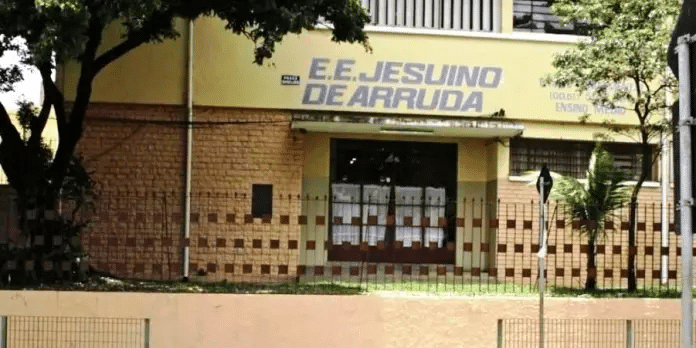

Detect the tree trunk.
xmin=586 ymin=236 xmax=597 ymax=290
xmin=627 ymin=199 xmax=638 ymax=291
xmin=626 ymin=134 xmax=652 ymax=292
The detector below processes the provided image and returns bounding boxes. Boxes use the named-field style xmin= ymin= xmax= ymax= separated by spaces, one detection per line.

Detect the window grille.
xmin=510 ymin=138 xmax=653 ymax=180
xmin=513 ymin=0 xmax=588 ymax=35
xmin=360 ymin=0 xmax=501 ymax=32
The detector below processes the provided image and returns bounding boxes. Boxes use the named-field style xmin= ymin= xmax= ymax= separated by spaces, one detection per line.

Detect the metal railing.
xmin=1 ymin=190 xmax=688 ymax=294
xmin=498 ymin=318 xmax=692 ymax=348
xmin=0 ymin=315 xmax=150 ymax=348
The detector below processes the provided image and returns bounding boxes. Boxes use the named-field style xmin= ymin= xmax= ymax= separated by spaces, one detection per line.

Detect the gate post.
xmin=144 ymin=318 xmax=150 ymax=348
xmin=0 ymin=316 xmax=7 ymax=348
xmin=626 ymin=320 xmax=634 ymax=348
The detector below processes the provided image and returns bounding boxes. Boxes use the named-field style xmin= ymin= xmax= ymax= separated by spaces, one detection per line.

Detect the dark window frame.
xmin=251 ymin=184 xmax=273 ymax=218
xmin=361 ymin=0 xmax=497 ymax=32
xmin=328 ymin=138 xmax=458 ymax=264
xmin=509 ymin=138 xmax=655 ymax=181
xmin=513 ymin=0 xmax=589 ymax=35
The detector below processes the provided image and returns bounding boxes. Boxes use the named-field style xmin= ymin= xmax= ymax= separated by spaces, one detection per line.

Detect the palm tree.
xmin=551 ymin=143 xmax=631 ymax=290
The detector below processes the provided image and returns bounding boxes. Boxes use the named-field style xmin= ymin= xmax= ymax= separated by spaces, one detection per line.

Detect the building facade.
xmin=58 ymin=0 xmax=675 ymax=282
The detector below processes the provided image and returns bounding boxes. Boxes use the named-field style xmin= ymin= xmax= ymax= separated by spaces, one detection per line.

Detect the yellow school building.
xmin=56 ymin=0 xmax=674 ymax=284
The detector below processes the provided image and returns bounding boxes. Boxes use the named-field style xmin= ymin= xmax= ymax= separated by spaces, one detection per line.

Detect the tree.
xmin=667 ymin=1 xmax=696 ymax=238
xmin=0 ymin=101 xmax=95 ymax=284
xmin=551 ymin=143 xmax=631 ymax=290
xmin=0 ymin=0 xmax=370 ymax=281
xmin=543 ymin=0 xmax=680 ymax=291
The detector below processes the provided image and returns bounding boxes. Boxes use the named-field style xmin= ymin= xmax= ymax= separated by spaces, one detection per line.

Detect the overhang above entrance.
xmin=291 ymin=113 xmax=524 ymax=138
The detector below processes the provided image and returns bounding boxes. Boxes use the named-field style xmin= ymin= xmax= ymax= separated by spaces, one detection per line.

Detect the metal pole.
xmin=539 ymin=178 xmax=545 ymax=348
xmin=144 ymin=318 xmax=151 ymax=348
xmin=0 ymin=316 xmax=7 ymax=348
xmin=497 ymin=319 xmax=503 ymax=348
xmin=626 ymin=320 xmax=634 ymax=348
xmin=182 ymin=19 xmax=194 ymax=281
xmin=677 ymin=33 xmax=694 ymax=348
xmin=663 ymin=115 xmax=672 ymax=284
xmin=664 ymin=66 xmax=675 ymax=284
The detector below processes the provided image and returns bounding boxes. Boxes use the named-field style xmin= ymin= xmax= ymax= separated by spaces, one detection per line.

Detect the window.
xmin=510 ymin=138 xmax=654 ymax=181
xmin=360 ymin=0 xmax=500 ymax=32
xmin=513 ymin=0 xmax=588 ymax=35
xmin=329 ymin=139 xmax=457 ymax=263
xmin=252 ymin=184 xmax=273 ymax=218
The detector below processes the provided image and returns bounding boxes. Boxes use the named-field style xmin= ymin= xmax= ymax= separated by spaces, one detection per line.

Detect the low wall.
xmin=0 ymin=291 xmax=682 ymax=348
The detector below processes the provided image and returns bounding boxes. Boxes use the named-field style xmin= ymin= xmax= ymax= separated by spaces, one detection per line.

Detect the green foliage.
xmin=0 ymin=101 xmax=94 ymax=285
xmin=544 ymin=0 xmax=679 ymax=291
xmin=0 ymin=0 xmax=370 ymax=285
xmin=0 ymin=0 xmax=371 ymax=76
xmin=543 ymin=0 xmax=679 ymax=134
xmin=551 ymin=143 xmax=631 ymax=242
xmin=13 ymin=102 xmax=94 ymax=203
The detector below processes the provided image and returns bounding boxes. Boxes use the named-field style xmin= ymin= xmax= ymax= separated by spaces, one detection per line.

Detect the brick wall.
xmin=495 ymin=179 xmax=679 ymax=288
xmin=498 ymin=178 xmax=674 ymax=206
xmin=188 ymin=107 xmax=303 ymax=282
xmin=75 ymin=103 xmax=682 ymax=287
xmin=77 ymin=103 xmax=304 ymax=281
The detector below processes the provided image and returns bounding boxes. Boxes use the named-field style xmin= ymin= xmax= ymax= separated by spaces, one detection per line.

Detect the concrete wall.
xmin=0 ymin=291 xmax=683 ymax=348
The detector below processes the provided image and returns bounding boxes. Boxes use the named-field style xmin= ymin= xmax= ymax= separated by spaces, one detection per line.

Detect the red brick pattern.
xmin=72 ymin=103 xmax=688 ymax=288
xmin=494 ymin=179 xmax=683 ymax=288
xmin=77 ymin=104 xmax=303 ymax=281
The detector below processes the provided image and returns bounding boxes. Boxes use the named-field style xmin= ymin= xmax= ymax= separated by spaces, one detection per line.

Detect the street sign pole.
xmin=677 ymin=34 xmax=694 ymax=348
xmin=538 ymin=177 xmax=546 ymax=348
xmin=536 ymin=166 xmax=552 ymax=348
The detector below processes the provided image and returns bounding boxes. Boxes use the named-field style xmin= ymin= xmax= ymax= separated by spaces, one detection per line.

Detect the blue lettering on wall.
xmin=300 ymin=58 xmax=502 ymax=113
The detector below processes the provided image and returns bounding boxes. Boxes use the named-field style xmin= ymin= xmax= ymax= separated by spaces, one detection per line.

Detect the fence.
xmin=18 ymin=190 xmax=691 ymax=293
xmin=497 ymin=318 xmax=692 ymax=348
xmin=0 ymin=315 xmax=150 ymax=348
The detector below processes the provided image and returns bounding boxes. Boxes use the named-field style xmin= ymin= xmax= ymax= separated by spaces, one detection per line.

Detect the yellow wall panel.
xmin=63 ymin=17 xmax=641 ymax=126
xmin=458 ymin=139 xmax=488 ymax=182
xmin=191 ymin=19 xmax=637 ymax=125
xmin=303 ymin=133 xmax=331 ymax=179
xmin=62 ymin=19 xmax=188 ymax=105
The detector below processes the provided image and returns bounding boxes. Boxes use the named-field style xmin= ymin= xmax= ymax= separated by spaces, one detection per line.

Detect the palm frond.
xmin=542 ymin=142 xmax=631 ymax=242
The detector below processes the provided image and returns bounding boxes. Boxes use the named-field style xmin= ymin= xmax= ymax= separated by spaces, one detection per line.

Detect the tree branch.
xmin=632 ymin=76 xmax=644 ymax=122
xmin=48 ymin=11 xmax=104 ymax=190
xmin=92 ymin=33 xmax=149 ymax=76
xmin=93 ymin=7 xmax=179 ymax=76
xmin=28 ymin=64 xmax=55 ymax=150
xmin=0 ymin=101 xmax=27 ymax=191
xmin=653 ymin=79 xmax=676 ymax=96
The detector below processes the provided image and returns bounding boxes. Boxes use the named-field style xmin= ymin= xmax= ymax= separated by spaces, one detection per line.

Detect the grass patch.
xmin=1 ymin=274 xmax=686 ymax=298
xmin=0 ymin=276 xmax=362 ymax=295
xmin=549 ymin=286 xmax=682 ymax=299
xmin=300 ymin=278 xmax=541 ymax=296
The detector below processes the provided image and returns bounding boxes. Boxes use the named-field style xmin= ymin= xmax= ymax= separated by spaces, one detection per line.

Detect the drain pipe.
xmin=182 ymin=19 xmax=194 ymax=281
xmin=660 ymin=70 xmax=672 ymax=285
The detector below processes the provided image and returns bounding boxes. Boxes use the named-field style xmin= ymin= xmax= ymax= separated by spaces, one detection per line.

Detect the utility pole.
xmin=676 ymin=33 xmax=694 ymax=348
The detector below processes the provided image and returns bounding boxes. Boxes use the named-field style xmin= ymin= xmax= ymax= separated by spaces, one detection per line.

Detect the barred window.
xmin=513 ymin=0 xmax=589 ymax=35
xmin=509 ymin=138 xmax=653 ymax=181
xmin=360 ymin=0 xmax=501 ymax=32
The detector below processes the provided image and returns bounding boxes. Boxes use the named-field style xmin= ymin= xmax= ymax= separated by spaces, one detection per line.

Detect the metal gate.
xmin=498 ymin=318 xmax=693 ymax=348
xmin=0 ymin=316 xmax=150 ymax=348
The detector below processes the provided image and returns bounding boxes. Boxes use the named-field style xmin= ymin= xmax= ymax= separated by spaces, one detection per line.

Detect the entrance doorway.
xmin=329 ymin=138 xmax=457 ymax=263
